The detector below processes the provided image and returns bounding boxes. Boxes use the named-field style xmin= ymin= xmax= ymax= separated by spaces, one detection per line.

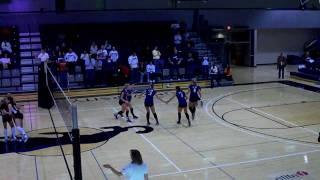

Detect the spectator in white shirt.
xmin=64 ymin=48 xmax=78 ymax=74
xmin=202 ymin=56 xmax=209 ymax=79
xmin=109 ymin=46 xmax=119 ymax=63
xmin=0 ymin=53 xmax=11 ymax=69
xmin=84 ymin=54 xmax=96 ymax=87
xmin=80 ymin=49 xmax=90 ymax=73
xmin=128 ymin=52 xmax=139 ymax=82
xmin=1 ymin=40 xmax=12 ymax=54
xmin=152 ymin=46 xmax=161 ymax=60
xmin=37 ymin=48 xmax=50 ymax=63
xmin=104 ymin=40 xmax=112 ymax=52
xmin=90 ymin=42 xmax=98 ymax=55
xmin=209 ymin=63 xmax=221 ymax=87
xmin=97 ymin=45 xmax=108 ymax=60
xmin=104 ymin=149 xmax=148 ymax=180
xmin=146 ymin=61 xmax=156 ymax=82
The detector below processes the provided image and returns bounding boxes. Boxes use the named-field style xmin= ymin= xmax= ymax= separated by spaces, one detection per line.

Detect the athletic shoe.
xmin=133 ymin=115 xmax=138 ymax=119
xmin=126 ymin=118 xmax=132 ymax=123
xmin=11 ymin=136 xmax=17 ymax=142
xmin=147 ymin=122 xmax=151 ymax=126
xmin=22 ymin=134 xmax=29 ymax=143
xmin=114 ymin=113 xmax=118 ymax=119
xmin=177 ymin=121 xmax=181 ymax=124
xmin=156 ymin=122 xmax=159 ymax=125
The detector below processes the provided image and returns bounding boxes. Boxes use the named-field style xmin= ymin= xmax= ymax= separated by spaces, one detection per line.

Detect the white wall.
xmin=254 ymin=29 xmax=320 ymax=65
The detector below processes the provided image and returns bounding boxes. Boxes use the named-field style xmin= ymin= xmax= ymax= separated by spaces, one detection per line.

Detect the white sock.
xmin=4 ymin=128 xmax=8 ymax=140
xmin=17 ymin=126 xmax=26 ymax=135
xmin=11 ymin=127 xmax=16 ymax=138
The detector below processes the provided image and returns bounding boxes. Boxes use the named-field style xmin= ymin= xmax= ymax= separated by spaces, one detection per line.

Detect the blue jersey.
xmin=176 ymin=90 xmax=187 ymax=106
xmin=189 ymin=85 xmax=201 ymax=99
xmin=144 ymin=88 xmax=156 ymax=105
xmin=120 ymin=88 xmax=132 ymax=101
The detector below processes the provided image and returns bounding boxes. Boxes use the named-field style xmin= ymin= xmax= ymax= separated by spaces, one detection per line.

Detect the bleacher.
xmin=0 ymin=26 xmax=21 ymax=91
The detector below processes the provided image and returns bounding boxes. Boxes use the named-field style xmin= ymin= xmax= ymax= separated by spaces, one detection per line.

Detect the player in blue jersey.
xmin=126 ymin=84 xmax=139 ymax=119
xmin=187 ymin=79 xmax=202 ymax=120
xmin=166 ymin=86 xmax=191 ymax=127
xmin=139 ymin=84 xmax=165 ymax=125
xmin=114 ymin=84 xmax=132 ymax=122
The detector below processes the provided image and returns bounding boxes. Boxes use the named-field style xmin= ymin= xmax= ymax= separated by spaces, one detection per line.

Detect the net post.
xmin=71 ymin=104 xmax=82 ymax=180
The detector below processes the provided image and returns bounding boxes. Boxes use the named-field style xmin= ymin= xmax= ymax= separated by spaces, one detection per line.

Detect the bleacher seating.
xmin=0 ymin=26 xmax=21 ymax=91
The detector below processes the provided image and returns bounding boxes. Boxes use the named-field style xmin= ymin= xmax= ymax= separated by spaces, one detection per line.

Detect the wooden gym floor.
xmin=0 ymin=80 xmax=320 ymax=180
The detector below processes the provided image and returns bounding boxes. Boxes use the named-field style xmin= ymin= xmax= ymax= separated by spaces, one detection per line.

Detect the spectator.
xmin=104 ymin=40 xmax=112 ymax=52
xmin=84 ymin=54 xmax=96 ymax=88
xmin=103 ymin=149 xmax=148 ymax=180
xmin=64 ymin=48 xmax=78 ymax=74
xmin=141 ymin=46 xmax=152 ymax=63
xmin=80 ymin=49 xmax=90 ymax=73
xmin=146 ymin=61 xmax=156 ymax=83
xmin=38 ymin=48 xmax=50 ymax=63
xmin=201 ymin=56 xmax=209 ymax=79
xmin=1 ymin=40 xmax=12 ymax=54
xmin=103 ymin=56 xmax=115 ymax=86
xmin=109 ymin=46 xmax=119 ymax=63
xmin=304 ymin=52 xmax=315 ymax=70
xmin=168 ymin=47 xmax=182 ymax=80
xmin=119 ymin=64 xmax=130 ymax=84
xmin=94 ymin=57 xmax=103 ymax=85
xmin=128 ymin=52 xmax=139 ymax=83
xmin=0 ymin=53 xmax=11 ymax=69
xmin=224 ymin=64 xmax=232 ymax=81
xmin=186 ymin=52 xmax=196 ymax=79
xmin=152 ymin=46 xmax=164 ymax=74
xmin=97 ymin=45 xmax=108 ymax=61
xmin=138 ymin=61 xmax=146 ymax=83
xmin=90 ymin=42 xmax=98 ymax=55
xmin=152 ymin=46 xmax=161 ymax=61
xmin=174 ymin=32 xmax=182 ymax=49
xmin=57 ymin=58 xmax=68 ymax=88
xmin=277 ymin=52 xmax=286 ymax=79
xmin=60 ymin=42 xmax=68 ymax=53
xmin=209 ymin=63 xmax=220 ymax=88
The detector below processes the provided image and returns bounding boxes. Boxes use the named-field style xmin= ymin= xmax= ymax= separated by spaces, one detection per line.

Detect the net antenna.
xmin=44 ymin=62 xmax=82 ymax=180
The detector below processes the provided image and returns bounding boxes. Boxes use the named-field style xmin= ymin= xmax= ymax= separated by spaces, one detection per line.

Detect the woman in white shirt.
xmin=104 ymin=149 xmax=148 ymax=180
xmin=146 ymin=61 xmax=156 ymax=83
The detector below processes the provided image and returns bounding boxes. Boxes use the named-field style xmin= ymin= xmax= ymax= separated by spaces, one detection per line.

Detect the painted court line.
xmin=90 ymin=151 xmax=109 ymax=180
xmin=205 ymin=89 xmax=320 ymax=148
xmin=226 ymin=97 xmax=319 ymax=135
xmin=110 ymin=107 xmax=182 ymax=173
xmin=149 ymin=148 xmax=320 ymax=178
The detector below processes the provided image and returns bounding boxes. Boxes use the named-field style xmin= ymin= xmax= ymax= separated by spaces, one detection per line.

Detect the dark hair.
xmin=130 ymin=149 xmax=143 ymax=165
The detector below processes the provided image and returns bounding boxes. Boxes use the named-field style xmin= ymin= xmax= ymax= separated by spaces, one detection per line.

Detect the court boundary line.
xmin=132 ymin=105 xmax=236 ymax=179
xmin=226 ymin=98 xmax=318 ymax=135
xmin=149 ymin=148 xmax=320 ymax=178
xmin=34 ymin=156 xmax=39 ymax=180
xmin=110 ymin=107 xmax=182 ymax=173
xmin=208 ymin=86 xmax=320 ymax=147
xmin=90 ymin=150 xmax=109 ymax=180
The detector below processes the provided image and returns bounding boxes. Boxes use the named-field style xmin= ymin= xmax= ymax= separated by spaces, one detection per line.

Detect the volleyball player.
xmin=7 ymin=95 xmax=28 ymax=143
xmin=126 ymin=84 xmax=139 ymax=119
xmin=166 ymin=86 xmax=191 ymax=127
xmin=139 ymin=83 xmax=164 ymax=125
xmin=0 ymin=99 xmax=16 ymax=142
xmin=114 ymin=84 xmax=132 ymax=122
xmin=187 ymin=79 xmax=202 ymax=120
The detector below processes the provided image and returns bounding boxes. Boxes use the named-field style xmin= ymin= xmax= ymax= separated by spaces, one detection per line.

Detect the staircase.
xmin=19 ymin=32 xmax=42 ymax=91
